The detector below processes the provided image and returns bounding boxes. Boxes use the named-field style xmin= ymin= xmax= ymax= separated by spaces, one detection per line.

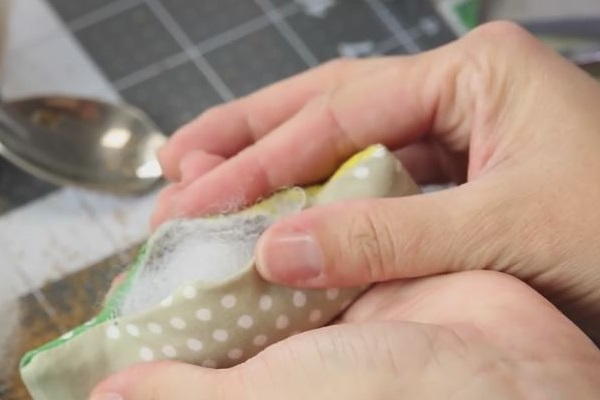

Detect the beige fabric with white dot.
xmin=20 ymin=145 xmax=420 ymax=400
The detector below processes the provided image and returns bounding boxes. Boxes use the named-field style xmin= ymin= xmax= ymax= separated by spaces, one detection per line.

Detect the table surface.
xmin=0 ymin=1 xmax=456 ymax=397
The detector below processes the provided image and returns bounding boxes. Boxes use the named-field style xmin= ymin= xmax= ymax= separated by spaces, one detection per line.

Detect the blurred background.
xmin=0 ymin=0 xmax=599 ymax=398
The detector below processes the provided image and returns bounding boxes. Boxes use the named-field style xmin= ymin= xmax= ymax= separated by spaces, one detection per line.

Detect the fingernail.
xmin=90 ymin=393 xmax=123 ymax=400
xmin=257 ymin=231 xmax=324 ymax=283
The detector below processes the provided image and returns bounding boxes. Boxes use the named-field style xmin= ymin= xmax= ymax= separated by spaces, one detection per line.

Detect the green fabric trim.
xmin=20 ymin=245 xmax=149 ymax=368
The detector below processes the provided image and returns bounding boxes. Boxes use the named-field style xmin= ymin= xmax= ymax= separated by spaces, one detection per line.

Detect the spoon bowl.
xmin=0 ymin=96 xmax=166 ymax=195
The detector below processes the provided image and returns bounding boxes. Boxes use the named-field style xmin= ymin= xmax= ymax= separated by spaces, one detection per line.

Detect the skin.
xmin=91 ymin=22 xmax=600 ymax=399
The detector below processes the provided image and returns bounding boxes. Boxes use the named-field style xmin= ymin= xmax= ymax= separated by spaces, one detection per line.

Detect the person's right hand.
xmin=151 ymin=22 xmax=600 ymax=340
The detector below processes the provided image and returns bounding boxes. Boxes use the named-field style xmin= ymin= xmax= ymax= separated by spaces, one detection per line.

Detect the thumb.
xmin=89 ymin=322 xmax=449 ymax=400
xmin=256 ymin=184 xmax=508 ymax=287
xmin=89 ymin=361 xmax=222 ymax=400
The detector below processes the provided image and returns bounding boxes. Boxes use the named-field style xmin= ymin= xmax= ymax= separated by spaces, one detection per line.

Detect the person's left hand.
xmin=90 ymin=270 xmax=600 ymax=399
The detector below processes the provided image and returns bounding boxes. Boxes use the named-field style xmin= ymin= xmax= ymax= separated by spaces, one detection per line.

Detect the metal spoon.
xmin=0 ymin=96 xmax=166 ymax=195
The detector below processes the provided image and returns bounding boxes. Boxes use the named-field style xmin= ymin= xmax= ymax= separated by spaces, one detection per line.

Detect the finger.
xmin=150 ymin=152 xmax=224 ymax=229
xmin=255 ymin=181 xmax=510 ymax=286
xmin=150 ymin=183 xmax=181 ymax=228
xmin=166 ymin=139 xmax=459 ymax=230
xmin=159 ymin=58 xmax=390 ymax=181
xmin=161 ymin=52 xmax=452 ymax=222
xmin=179 ymin=150 xmax=225 ymax=185
xmin=90 ymin=361 xmax=223 ymax=400
xmin=156 ymin=138 xmax=458 ymax=228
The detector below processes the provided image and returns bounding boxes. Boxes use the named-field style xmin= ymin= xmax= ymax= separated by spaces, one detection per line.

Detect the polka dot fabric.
xmin=100 ymin=272 xmax=362 ymax=369
xmin=20 ymin=145 xmax=421 ymax=400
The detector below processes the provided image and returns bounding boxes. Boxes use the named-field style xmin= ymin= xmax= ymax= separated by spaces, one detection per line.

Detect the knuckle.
xmin=434 ymin=23 xmax=534 ymax=139
xmin=345 ymin=204 xmax=397 ymax=281
xmin=318 ymin=89 xmax=344 ymax=131
xmin=201 ymin=103 xmax=231 ymax=122
xmin=206 ymin=101 xmax=265 ymax=143
xmin=310 ymin=92 xmax=359 ymax=155
xmin=320 ymin=58 xmax=363 ymax=88
xmin=463 ymin=21 xmax=540 ymax=59
xmin=469 ymin=20 xmax=531 ymax=41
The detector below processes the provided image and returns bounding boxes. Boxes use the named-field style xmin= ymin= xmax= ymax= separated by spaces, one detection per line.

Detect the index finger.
xmin=159 ymin=58 xmax=390 ymax=181
xmin=164 ymin=51 xmax=448 ymax=222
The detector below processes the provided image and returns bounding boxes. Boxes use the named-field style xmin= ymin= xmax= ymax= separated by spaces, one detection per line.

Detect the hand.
xmin=91 ymin=271 xmax=600 ymax=399
xmin=151 ymin=22 xmax=600 ymax=339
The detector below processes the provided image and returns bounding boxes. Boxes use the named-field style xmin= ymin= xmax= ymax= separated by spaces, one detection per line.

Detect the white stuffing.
xmin=118 ymin=214 xmax=272 ymax=317
xmin=117 ymin=190 xmax=306 ymax=317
